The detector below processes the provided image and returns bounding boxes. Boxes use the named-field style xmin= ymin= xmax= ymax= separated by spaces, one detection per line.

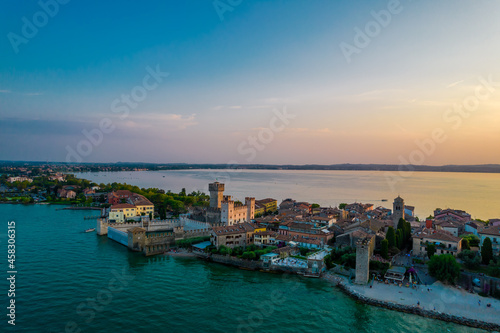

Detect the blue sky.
xmin=1 ymin=0 xmax=500 ymax=164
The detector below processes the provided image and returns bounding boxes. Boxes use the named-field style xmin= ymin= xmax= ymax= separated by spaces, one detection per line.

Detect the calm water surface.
xmin=0 ymin=204 xmax=487 ymax=332
xmin=76 ymin=169 xmax=500 ymax=219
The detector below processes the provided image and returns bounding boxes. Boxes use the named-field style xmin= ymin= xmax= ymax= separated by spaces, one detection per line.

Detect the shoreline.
xmin=321 ymin=273 xmax=500 ymax=331
xmin=171 ymin=252 xmax=500 ymax=330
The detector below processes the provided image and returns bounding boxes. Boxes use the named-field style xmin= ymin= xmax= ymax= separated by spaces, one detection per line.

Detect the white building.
xmin=478 ymin=226 xmax=500 ymax=256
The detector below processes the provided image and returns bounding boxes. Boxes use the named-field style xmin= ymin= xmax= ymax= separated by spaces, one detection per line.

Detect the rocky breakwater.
xmin=332 ymin=279 xmax=500 ymax=332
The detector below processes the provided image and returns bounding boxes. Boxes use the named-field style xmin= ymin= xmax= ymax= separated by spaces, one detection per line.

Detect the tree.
xmin=242 ymin=251 xmax=256 ymax=260
xmin=311 ymin=203 xmax=320 ymax=209
xmin=396 ymin=229 xmax=403 ymax=249
xmin=463 ymin=234 xmax=480 ymax=247
xmin=427 ymin=254 xmax=460 ymax=284
xmin=482 ymin=237 xmax=493 ymax=265
xmin=219 ymin=245 xmax=232 ymax=256
xmin=386 ymin=227 xmax=396 ymax=248
xmin=339 ymin=203 xmax=347 ymax=209
xmin=341 ymin=253 xmax=356 ymax=269
xmin=488 ymin=262 xmax=500 ymax=278
xmin=299 ymin=247 xmax=310 ymax=256
xmin=427 ymin=243 xmax=436 ymax=258
xmin=458 ymin=249 xmax=480 ymax=270
xmin=381 ymin=239 xmax=389 ymax=259
xmin=397 ymin=218 xmax=405 ymax=234
xmin=324 ymin=254 xmax=334 ymax=269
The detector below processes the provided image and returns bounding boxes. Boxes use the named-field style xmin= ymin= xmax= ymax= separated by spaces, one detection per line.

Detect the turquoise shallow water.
xmin=0 ymin=204 xmax=486 ymax=333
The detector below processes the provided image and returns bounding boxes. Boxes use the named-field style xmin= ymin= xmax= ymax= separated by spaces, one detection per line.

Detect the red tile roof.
xmin=111 ymin=203 xmax=136 ymax=209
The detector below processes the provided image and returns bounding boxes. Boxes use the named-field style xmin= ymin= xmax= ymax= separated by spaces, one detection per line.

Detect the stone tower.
xmin=392 ymin=196 xmax=405 ymax=228
xmin=245 ymin=197 xmax=255 ymax=221
xmin=221 ymin=195 xmax=234 ymax=225
xmin=127 ymin=227 xmax=146 ymax=252
xmin=355 ymin=235 xmax=375 ymax=284
xmin=209 ymin=182 xmax=225 ymax=209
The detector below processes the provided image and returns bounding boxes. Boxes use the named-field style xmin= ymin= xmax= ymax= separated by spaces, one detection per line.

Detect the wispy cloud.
xmin=247 ymin=105 xmax=271 ymax=110
xmin=258 ymin=97 xmax=293 ymax=104
xmin=126 ymin=113 xmax=198 ymax=130
xmin=0 ymin=89 xmax=43 ymax=96
xmin=329 ymin=89 xmax=407 ymax=102
xmin=446 ymin=79 xmax=464 ymax=88
xmin=249 ymin=127 xmax=333 ymax=136
xmin=211 ymin=105 xmax=243 ymax=110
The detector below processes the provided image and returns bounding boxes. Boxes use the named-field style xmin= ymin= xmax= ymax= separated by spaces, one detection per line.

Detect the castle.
xmin=189 ymin=182 xmax=255 ymax=226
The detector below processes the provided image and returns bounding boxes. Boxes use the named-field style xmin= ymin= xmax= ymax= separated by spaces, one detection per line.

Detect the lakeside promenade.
xmin=323 ymin=272 xmax=500 ymax=330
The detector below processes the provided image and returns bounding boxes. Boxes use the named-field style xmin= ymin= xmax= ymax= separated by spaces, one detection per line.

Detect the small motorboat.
xmin=84 ymin=228 xmax=95 ymax=233
xmin=381 ymin=199 xmax=388 ymax=202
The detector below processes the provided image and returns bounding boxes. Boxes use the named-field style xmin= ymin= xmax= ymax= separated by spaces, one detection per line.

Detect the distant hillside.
xmin=1 ymin=161 xmax=500 ymax=174
xmin=150 ymin=163 xmax=500 ymax=173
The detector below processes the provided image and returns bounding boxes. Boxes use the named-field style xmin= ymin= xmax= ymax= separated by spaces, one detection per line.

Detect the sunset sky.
xmin=1 ymin=0 xmax=500 ymax=164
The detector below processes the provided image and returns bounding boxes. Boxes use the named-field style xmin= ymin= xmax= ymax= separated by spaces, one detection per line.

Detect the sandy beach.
xmin=323 ymin=272 xmax=500 ymax=327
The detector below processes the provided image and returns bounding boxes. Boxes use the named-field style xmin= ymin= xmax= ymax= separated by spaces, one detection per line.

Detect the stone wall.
xmin=96 ymin=219 xmax=143 ymax=235
xmin=180 ymin=228 xmax=212 ymax=240
xmin=458 ymin=271 xmax=500 ymax=296
xmin=107 ymin=227 xmax=128 ymax=246
xmin=210 ymin=254 xmax=263 ymax=270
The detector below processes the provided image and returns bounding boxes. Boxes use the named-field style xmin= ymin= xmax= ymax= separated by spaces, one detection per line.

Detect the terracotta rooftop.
xmin=256 ymin=198 xmax=277 ymax=204
xmin=479 ymin=226 xmax=500 ymax=237
xmin=131 ymin=194 xmax=153 ymax=206
xmin=413 ymin=230 xmax=461 ymax=243
xmin=211 ymin=222 xmax=256 ymax=235
xmin=114 ymin=190 xmax=133 ymax=196
xmin=254 ymin=230 xmax=277 ymax=237
xmin=111 ymin=203 xmax=136 ymax=209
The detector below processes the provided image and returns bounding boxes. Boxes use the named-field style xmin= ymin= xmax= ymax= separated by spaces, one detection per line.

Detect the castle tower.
xmin=392 ymin=196 xmax=405 ymax=228
xmin=245 ymin=197 xmax=255 ymax=221
xmin=209 ymin=182 xmax=225 ymax=209
xmin=127 ymin=227 xmax=146 ymax=252
xmin=221 ymin=195 xmax=234 ymax=226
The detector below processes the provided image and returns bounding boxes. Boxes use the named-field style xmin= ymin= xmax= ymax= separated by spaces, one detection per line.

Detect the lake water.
xmin=76 ymin=169 xmax=500 ymax=220
xmin=0 ymin=204 xmax=486 ymax=332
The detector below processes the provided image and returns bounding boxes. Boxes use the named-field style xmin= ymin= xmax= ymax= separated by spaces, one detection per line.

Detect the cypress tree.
xmin=387 ymin=227 xmax=396 ymax=248
xmin=482 ymin=237 xmax=493 ymax=265
xmin=397 ymin=229 xmax=403 ymax=249
xmin=381 ymin=239 xmax=389 ymax=259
